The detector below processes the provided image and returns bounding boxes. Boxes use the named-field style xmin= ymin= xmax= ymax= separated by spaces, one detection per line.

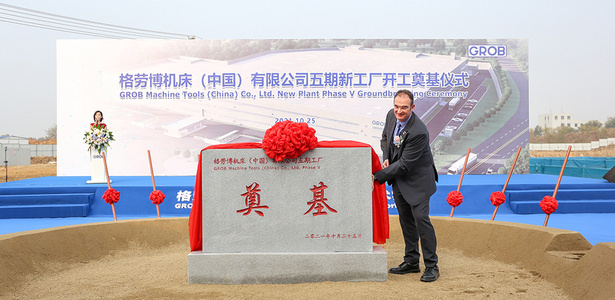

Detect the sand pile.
xmin=1 ymin=217 xmax=613 ymax=299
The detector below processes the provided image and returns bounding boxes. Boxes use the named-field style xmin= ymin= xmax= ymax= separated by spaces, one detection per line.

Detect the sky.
xmin=1 ymin=0 xmax=614 ymax=138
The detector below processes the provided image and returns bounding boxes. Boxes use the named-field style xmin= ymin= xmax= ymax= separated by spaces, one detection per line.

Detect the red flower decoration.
xmin=540 ymin=196 xmax=558 ymax=215
xmin=102 ymin=188 xmax=120 ymax=204
xmin=261 ymin=120 xmax=318 ymax=162
xmin=149 ymin=190 xmax=166 ymax=205
xmin=446 ymin=190 xmax=463 ymax=207
xmin=490 ymin=191 xmax=506 ymax=206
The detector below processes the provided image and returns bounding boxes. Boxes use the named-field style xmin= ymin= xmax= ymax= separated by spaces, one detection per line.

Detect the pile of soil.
xmin=6 ymin=217 xmax=611 ymax=299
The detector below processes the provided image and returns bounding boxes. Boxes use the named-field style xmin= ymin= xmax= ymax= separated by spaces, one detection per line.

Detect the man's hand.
xmin=382 ymin=159 xmax=389 ymax=169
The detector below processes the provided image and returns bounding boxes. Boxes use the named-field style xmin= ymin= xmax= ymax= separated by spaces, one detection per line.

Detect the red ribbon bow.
xmin=102 ymin=188 xmax=120 ymax=204
xmin=490 ymin=191 xmax=506 ymax=206
xmin=446 ymin=190 xmax=463 ymax=207
xmin=540 ymin=196 xmax=558 ymax=215
xmin=261 ymin=120 xmax=318 ymax=162
xmin=149 ymin=190 xmax=166 ymax=205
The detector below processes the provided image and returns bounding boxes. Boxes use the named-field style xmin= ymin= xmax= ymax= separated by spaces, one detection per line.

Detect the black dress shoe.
xmin=420 ymin=266 xmax=440 ymax=282
xmin=389 ymin=262 xmax=420 ymax=274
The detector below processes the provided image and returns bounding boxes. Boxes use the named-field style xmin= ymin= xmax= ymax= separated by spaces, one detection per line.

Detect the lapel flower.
xmin=394 ymin=132 xmax=405 ymax=148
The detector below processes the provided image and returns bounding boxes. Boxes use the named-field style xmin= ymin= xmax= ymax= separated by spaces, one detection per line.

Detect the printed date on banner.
xmin=275 ymin=117 xmax=315 ymax=124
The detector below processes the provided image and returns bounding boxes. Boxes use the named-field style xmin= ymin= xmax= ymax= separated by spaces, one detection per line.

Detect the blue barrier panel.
xmin=530 ymin=157 xmax=614 ymax=179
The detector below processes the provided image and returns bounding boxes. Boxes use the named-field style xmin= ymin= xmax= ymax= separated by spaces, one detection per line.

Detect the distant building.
xmin=538 ymin=113 xmax=587 ymax=129
xmin=0 ymin=135 xmax=56 ymax=159
xmin=0 ymin=135 xmax=29 ymax=145
xmin=0 ymin=135 xmax=31 ymax=166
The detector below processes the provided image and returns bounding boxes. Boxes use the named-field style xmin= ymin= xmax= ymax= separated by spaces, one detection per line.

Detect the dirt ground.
xmin=0 ymin=157 xmax=56 ymax=183
xmin=0 ymin=218 xmax=579 ymax=300
xmin=530 ymin=144 xmax=615 ymax=157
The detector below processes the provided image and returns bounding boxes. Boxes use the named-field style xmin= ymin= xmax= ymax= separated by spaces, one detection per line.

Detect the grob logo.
xmin=467 ymin=45 xmax=507 ymax=58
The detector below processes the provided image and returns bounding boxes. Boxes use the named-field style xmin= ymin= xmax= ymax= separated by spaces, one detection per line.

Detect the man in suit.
xmin=373 ymin=89 xmax=439 ymax=282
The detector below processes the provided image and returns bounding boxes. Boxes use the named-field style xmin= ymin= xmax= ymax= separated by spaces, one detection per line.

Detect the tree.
xmin=605 ymin=117 xmax=615 ymax=128
xmin=350 ymin=39 xmax=362 ymax=45
xmin=532 ymin=125 xmax=543 ymax=136
xmin=579 ymin=120 xmax=602 ymax=132
xmin=274 ymin=39 xmax=296 ymax=50
xmin=452 ymin=131 xmax=461 ymax=141
xmin=484 ymin=109 xmax=492 ymax=119
xmin=454 ymin=44 xmax=466 ymax=56
xmin=296 ymin=39 xmax=316 ymax=49
xmin=499 ymin=145 xmax=530 ymax=174
xmin=492 ymin=59 xmax=502 ymax=73
xmin=458 ymin=128 xmax=468 ymax=136
xmin=556 ymin=125 xmax=576 ymax=135
xmin=433 ymin=39 xmax=446 ymax=51
xmin=363 ymin=40 xmax=375 ymax=48
xmin=256 ymin=39 xmax=272 ymax=52
xmin=45 ymin=124 xmax=57 ymax=140
xmin=431 ymin=140 xmax=444 ymax=155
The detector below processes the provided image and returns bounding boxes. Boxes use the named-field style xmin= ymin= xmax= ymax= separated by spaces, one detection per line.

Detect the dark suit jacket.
xmin=375 ymin=109 xmax=438 ymax=205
